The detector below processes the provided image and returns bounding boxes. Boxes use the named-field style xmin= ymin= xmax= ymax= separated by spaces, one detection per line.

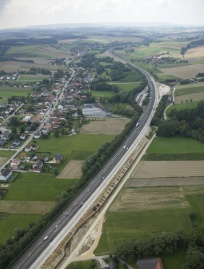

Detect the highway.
xmin=11 ymin=52 xmax=158 ymax=269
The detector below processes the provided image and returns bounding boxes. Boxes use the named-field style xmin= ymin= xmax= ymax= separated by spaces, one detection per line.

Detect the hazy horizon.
xmin=0 ymin=0 xmax=203 ymax=30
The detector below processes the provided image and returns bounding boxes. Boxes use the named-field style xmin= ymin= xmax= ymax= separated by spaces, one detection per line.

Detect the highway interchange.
xmin=11 ymin=52 xmax=158 ymax=269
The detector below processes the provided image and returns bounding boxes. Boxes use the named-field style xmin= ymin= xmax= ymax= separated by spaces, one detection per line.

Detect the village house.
xmin=32 ymin=144 xmax=39 ymax=151
xmin=25 ymin=145 xmax=33 ymax=152
xmin=137 ymin=258 xmax=164 ymax=269
xmin=20 ymin=133 xmax=27 ymax=140
xmin=0 ymin=169 xmax=12 ymax=181
xmin=54 ymin=154 xmax=63 ymax=164
xmin=32 ymin=160 xmax=43 ymax=173
xmin=22 ymin=114 xmax=33 ymax=123
xmin=34 ymin=131 xmax=41 ymax=139
xmin=10 ymin=159 xmax=21 ymax=170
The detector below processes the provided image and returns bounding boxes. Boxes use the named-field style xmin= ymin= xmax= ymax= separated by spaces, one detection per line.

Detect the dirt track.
xmin=57 ymin=160 xmax=83 ymax=179
xmin=131 ymin=161 xmax=204 ymax=178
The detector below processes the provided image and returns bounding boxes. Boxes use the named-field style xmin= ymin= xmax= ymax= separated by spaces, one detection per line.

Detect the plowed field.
xmin=131 ymin=161 xmax=204 ymax=178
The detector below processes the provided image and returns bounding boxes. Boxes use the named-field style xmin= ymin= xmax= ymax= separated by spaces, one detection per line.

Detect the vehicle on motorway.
xmin=136 ymin=122 xmax=139 ymax=127
xmin=44 ymin=236 xmax=48 ymax=240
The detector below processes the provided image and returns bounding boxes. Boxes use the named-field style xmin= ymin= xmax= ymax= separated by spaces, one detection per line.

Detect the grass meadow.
xmin=18 ymin=74 xmax=50 ymax=83
xmin=4 ymin=173 xmax=77 ymax=201
xmin=143 ymin=137 xmax=204 ymax=160
xmin=35 ymin=134 xmax=114 ymax=159
xmin=91 ymin=90 xmax=115 ymax=100
xmin=166 ymin=102 xmax=199 ymax=115
xmin=0 ymin=86 xmax=31 ymax=103
xmin=66 ymin=260 xmax=97 ymax=269
xmin=95 ymin=208 xmax=191 ymax=255
xmin=95 ymin=185 xmax=204 ymax=268
xmin=175 ymin=82 xmax=204 ymax=96
xmin=110 ymin=82 xmax=140 ymax=92
xmin=0 ymin=214 xmax=41 ymax=244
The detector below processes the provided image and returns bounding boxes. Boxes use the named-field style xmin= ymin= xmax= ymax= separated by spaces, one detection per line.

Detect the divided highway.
xmin=12 ymin=53 xmax=158 ymax=269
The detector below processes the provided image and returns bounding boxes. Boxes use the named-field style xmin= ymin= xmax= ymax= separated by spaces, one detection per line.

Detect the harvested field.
xmin=17 ymin=57 xmax=51 ymax=65
xmin=80 ymin=117 xmax=130 ymax=135
xmin=131 ymin=161 xmax=204 ymax=178
xmin=0 ymin=157 xmax=7 ymax=166
xmin=57 ymin=160 xmax=83 ymax=179
xmin=0 ymin=60 xmax=66 ymax=73
xmin=109 ymin=187 xmax=189 ymax=212
xmin=175 ymin=92 xmax=204 ymax=103
xmin=126 ymin=177 xmax=204 ymax=188
xmin=0 ymin=201 xmax=55 ymax=214
xmin=161 ymin=64 xmax=204 ymax=79
xmin=186 ymin=46 xmax=204 ymax=59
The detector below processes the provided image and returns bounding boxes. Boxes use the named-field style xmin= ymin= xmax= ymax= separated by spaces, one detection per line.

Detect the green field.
xmin=66 ymin=260 xmax=98 ymax=269
xmin=35 ymin=134 xmax=114 ymax=160
xmin=162 ymin=248 xmax=187 ymax=269
xmin=156 ymin=72 xmax=179 ymax=82
xmin=4 ymin=173 xmax=76 ymax=201
xmin=6 ymin=45 xmax=41 ymax=55
xmin=116 ymin=41 xmax=187 ymax=60
xmin=0 ymin=150 xmax=15 ymax=158
xmin=0 ymin=86 xmax=31 ymax=103
xmin=95 ymin=208 xmax=191 ymax=254
xmin=166 ymin=102 xmax=199 ymax=115
xmin=110 ymin=82 xmax=140 ymax=92
xmin=175 ymin=82 xmax=204 ymax=96
xmin=18 ymin=74 xmax=50 ymax=83
xmin=144 ymin=137 xmax=204 ymax=160
xmin=91 ymin=90 xmax=115 ymax=100
xmin=0 ymin=214 xmax=41 ymax=244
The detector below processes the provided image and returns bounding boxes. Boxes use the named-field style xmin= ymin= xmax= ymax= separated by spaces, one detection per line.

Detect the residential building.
xmin=54 ymin=154 xmax=63 ymax=164
xmin=10 ymin=159 xmax=21 ymax=170
xmin=0 ymin=169 xmax=12 ymax=181
xmin=32 ymin=160 xmax=43 ymax=173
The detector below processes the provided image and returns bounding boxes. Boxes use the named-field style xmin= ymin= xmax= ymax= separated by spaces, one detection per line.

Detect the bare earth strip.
xmin=131 ymin=161 xmax=204 ymax=178
xmin=0 ymin=201 xmax=55 ymax=214
xmin=0 ymin=157 xmax=7 ymax=166
xmin=126 ymin=177 xmax=204 ymax=188
xmin=175 ymin=92 xmax=204 ymax=103
xmin=161 ymin=64 xmax=204 ymax=79
xmin=57 ymin=160 xmax=83 ymax=179
xmin=109 ymin=188 xmax=189 ymax=212
xmin=80 ymin=117 xmax=130 ymax=135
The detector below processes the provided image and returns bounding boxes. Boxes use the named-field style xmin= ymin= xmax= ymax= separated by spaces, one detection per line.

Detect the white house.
xmin=0 ymin=169 xmax=12 ymax=181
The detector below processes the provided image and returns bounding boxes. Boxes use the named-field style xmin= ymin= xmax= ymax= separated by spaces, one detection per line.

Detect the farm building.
xmin=82 ymin=105 xmax=110 ymax=118
xmin=137 ymin=258 xmax=164 ymax=269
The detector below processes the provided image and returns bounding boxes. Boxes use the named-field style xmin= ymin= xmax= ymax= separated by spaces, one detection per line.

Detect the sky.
xmin=0 ymin=0 xmax=203 ymax=29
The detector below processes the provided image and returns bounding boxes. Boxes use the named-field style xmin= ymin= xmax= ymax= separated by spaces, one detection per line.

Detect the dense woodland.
xmin=157 ymin=101 xmax=204 ymax=143
xmin=115 ymin=229 xmax=204 ymax=269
